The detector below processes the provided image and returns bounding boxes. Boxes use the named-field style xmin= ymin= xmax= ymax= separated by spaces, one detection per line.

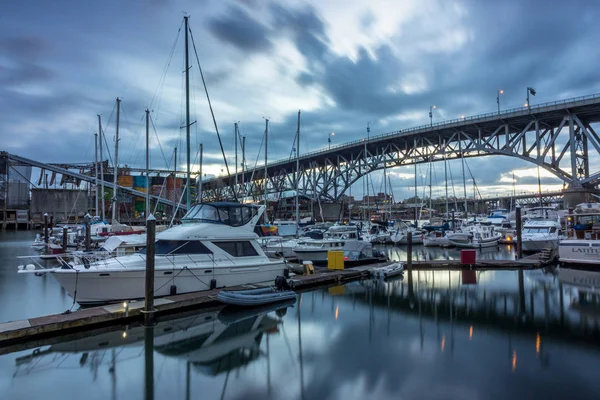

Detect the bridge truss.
xmin=202 ymin=94 xmax=600 ymax=202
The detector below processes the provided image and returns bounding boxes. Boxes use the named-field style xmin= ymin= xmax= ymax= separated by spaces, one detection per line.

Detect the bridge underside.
xmin=203 ymin=96 xmax=600 ymax=203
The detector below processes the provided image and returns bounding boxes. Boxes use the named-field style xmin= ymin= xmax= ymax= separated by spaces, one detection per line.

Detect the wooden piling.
xmin=85 ymin=221 xmax=91 ymax=251
xmin=62 ymin=226 xmax=68 ymax=253
xmin=516 ymin=205 xmax=523 ymax=259
xmin=144 ymin=214 xmax=156 ymax=324
xmin=43 ymin=213 xmax=49 ymax=243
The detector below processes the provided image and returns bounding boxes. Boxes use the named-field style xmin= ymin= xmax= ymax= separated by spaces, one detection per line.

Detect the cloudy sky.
xmin=2 ymin=0 xmax=600 ymax=201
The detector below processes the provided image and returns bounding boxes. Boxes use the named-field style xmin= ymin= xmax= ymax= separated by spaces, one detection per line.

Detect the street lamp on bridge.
xmin=497 ymin=89 xmax=504 ymax=114
xmin=525 ymin=87 xmax=536 ymax=108
xmin=429 ymin=105 xmax=436 ymax=127
xmin=328 ymin=132 xmax=335 ymax=149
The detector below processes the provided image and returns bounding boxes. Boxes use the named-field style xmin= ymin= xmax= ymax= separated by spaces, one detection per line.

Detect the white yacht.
xmin=18 ymin=203 xmax=287 ymax=304
xmin=446 ymin=224 xmax=502 ymax=248
xmin=559 ymin=210 xmax=600 ymax=267
xmin=422 ymin=231 xmax=450 ymax=247
xmin=390 ymin=221 xmax=424 ymax=245
xmin=292 ymin=225 xmax=360 ymax=263
xmin=521 ymin=219 xmax=563 ymax=252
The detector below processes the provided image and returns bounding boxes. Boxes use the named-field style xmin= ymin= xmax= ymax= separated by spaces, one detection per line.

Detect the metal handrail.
xmin=208 ymin=92 xmax=600 ymax=179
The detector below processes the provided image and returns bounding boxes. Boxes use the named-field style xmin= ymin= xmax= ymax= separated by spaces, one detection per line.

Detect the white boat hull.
xmin=51 ymin=259 xmax=287 ymax=304
xmin=422 ymin=237 xmax=450 ymax=247
xmin=448 ymin=234 xmax=501 ymax=248
xmin=559 ymin=240 xmax=600 ymax=266
xmin=292 ymin=248 xmax=329 ymax=263
xmin=521 ymin=238 xmax=559 ymax=252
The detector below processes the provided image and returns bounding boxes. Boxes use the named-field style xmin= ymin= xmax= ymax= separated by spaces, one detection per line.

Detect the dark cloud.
xmin=208 ymin=6 xmax=272 ymax=52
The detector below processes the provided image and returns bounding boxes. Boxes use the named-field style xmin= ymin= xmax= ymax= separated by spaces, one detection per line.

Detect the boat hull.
xmin=559 ymin=240 xmax=600 ymax=267
xmin=521 ymin=238 xmax=559 ymax=252
xmin=51 ymin=261 xmax=287 ymax=304
xmin=292 ymin=248 xmax=329 ymax=263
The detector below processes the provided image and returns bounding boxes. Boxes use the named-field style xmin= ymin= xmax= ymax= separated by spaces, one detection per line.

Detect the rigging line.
xmin=288 ymin=132 xmax=298 ymax=160
xmin=149 ymin=20 xmax=184 ymax=119
xmin=100 ymin=104 xmax=116 ymax=167
xmin=150 ymin=113 xmax=172 ymax=169
xmin=463 ymin=158 xmax=482 ymax=200
xmin=248 ymin=131 xmax=266 ymax=192
xmin=188 ymin=26 xmax=237 ymax=201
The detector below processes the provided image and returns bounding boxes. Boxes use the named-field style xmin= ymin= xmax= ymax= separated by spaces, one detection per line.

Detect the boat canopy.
xmin=182 ymin=203 xmax=259 ymax=227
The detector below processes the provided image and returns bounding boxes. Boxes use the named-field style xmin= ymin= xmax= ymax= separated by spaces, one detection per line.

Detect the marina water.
xmin=0 ymin=231 xmax=599 ymax=399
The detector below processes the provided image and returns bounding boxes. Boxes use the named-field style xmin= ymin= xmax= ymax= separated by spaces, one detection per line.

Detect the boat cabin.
xmin=182 ymin=202 xmax=259 ymax=226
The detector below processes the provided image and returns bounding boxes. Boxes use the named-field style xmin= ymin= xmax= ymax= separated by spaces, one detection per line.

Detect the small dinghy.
xmin=217 ymin=286 xmax=297 ymax=307
xmin=372 ymin=262 xmax=404 ymax=279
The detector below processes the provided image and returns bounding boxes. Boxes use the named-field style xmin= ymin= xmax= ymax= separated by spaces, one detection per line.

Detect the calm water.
xmin=1 ymin=231 xmax=599 ymax=399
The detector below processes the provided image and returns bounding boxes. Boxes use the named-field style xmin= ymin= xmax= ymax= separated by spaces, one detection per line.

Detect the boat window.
xmin=213 ymin=241 xmax=259 ymax=257
xmin=139 ymin=240 xmax=212 ymax=255
xmin=523 ymin=228 xmax=550 ymax=234
xmin=549 ymin=227 xmax=557 ymax=233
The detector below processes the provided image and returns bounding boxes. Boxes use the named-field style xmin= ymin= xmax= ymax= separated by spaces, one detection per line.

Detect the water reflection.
xmin=377 ymin=243 xmax=516 ymax=262
xmin=3 ymin=268 xmax=600 ymax=399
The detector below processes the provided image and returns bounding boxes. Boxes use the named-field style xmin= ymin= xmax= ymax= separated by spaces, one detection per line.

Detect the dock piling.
xmin=144 ymin=214 xmax=156 ymax=324
xmin=516 ymin=205 xmax=522 ymax=259
xmin=62 ymin=226 xmax=68 ymax=253
xmin=43 ymin=213 xmax=49 ymax=243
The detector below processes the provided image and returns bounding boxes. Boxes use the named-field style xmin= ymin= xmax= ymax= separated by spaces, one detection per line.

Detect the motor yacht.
xmin=18 ymin=202 xmax=287 ymax=304
xmin=521 ymin=219 xmax=563 ymax=252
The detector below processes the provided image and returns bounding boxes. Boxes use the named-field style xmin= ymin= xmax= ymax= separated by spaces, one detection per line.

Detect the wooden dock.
xmin=0 ymin=254 xmax=553 ymax=348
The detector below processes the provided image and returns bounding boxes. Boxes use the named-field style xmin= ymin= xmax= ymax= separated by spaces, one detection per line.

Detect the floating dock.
xmin=0 ymin=253 xmax=552 ymax=348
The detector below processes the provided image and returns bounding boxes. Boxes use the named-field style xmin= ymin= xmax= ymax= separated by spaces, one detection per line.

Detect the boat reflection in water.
xmin=14 ymin=300 xmax=294 ymax=381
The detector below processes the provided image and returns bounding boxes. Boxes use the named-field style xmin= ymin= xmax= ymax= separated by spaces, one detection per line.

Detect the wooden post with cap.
xmin=144 ymin=213 xmax=156 ymax=324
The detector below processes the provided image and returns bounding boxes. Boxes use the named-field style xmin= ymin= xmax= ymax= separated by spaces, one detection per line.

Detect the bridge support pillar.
xmin=562 ymin=187 xmax=597 ymax=208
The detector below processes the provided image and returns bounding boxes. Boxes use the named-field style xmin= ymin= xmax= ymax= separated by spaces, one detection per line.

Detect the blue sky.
xmin=2 ymin=0 xmax=600 ymax=200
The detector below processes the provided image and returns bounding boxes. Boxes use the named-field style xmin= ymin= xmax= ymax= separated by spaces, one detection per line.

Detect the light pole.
xmin=525 ymin=87 xmax=536 ymax=109
xmin=497 ymin=89 xmax=504 ymax=114
xmin=429 ymin=105 xmax=436 ymax=127
xmin=328 ymin=132 xmax=335 ymax=150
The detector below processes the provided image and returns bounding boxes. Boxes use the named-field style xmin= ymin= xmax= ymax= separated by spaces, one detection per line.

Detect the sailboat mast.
xmin=145 ymin=109 xmax=150 ymax=217
xmin=184 ymin=16 xmax=191 ymax=210
xmin=414 ymin=162 xmax=418 ymax=226
xmin=264 ymin=118 xmax=269 ymax=219
xmin=428 ymin=158 xmax=432 ymax=214
xmin=241 ymin=136 xmax=246 ymax=198
xmin=383 ymin=158 xmax=387 ymax=221
xmin=460 ymin=141 xmax=467 ymax=216
xmin=94 ymin=132 xmax=99 ymax=217
xmin=198 ymin=143 xmax=203 ymax=203
xmin=295 ymin=110 xmax=300 ymax=237
xmin=173 ymin=147 xmax=177 ymax=217
xmin=98 ymin=115 xmax=105 ymax=221
xmin=366 ymin=123 xmax=370 ymax=222
xmin=112 ymin=97 xmax=121 ymax=223
xmin=444 ymin=149 xmax=449 ymax=218
xmin=234 ymin=122 xmax=238 ymax=198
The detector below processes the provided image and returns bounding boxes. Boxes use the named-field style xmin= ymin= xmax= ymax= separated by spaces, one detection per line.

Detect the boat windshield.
xmin=181 ymin=203 xmax=258 ymax=226
xmin=523 ymin=227 xmax=551 ymax=234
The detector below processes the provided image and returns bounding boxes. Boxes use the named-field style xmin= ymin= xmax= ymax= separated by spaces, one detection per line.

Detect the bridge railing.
xmin=210 ymin=92 xmax=600 ymax=179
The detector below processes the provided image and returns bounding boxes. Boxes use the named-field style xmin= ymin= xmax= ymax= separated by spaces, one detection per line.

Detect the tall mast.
xmin=145 ymin=109 xmax=150 ymax=217
xmin=366 ymin=123 xmax=370 ymax=222
xmin=295 ymin=110 xmax=301 ymax=237
xmin=198 ymin=143 xmax=203 ymax=203
xmin=241 ymin=136 xmax=246 ymax=199
xmin=444 ymin=142 xmax=449 ymax=219
xmin=173 ymin=147 xmax=177 ymax=217
xmin=184 ymin=16 xmax=192 ymax=210
xmin=414 ymin=162 xmax=418 ymax=226
xmin=94 ymin=132 xmax=99 ymax=217
xmin=428 ymin=158 xmax=432 ymax=214
xmin=112 ymin=97 xmax=121 ymax=224
xmin=234 ymin=122 xmax=238 ymax=199
xmin=383 ymin=155 xmax=387 ymax=221
xmin=460 ymin=140 xmax=468 ymax=216
xmin=98 ymin=115 xmax=105 ymax=221
xmin=264 ymin=118 xmax=269 ymax=220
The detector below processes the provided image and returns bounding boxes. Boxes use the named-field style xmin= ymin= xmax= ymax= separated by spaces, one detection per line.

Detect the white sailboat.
xmin=446 ymin=224 xmax=502 ymax=248
xmin=19 ymin=203 xmax=287 ymax=304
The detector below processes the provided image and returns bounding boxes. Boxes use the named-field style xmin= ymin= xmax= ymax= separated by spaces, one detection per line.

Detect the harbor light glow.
xmin=469 ymin=325 xmax=473 ymax=340
xmin=335 ymin=305 xmax=339 ymax=320
xmin=122 ymin=331 xmax=127 ymax=339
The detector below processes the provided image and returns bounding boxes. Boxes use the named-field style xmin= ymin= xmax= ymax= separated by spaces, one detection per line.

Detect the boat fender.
xmin=170 ymin=285 xmax=177 ymax=296
xmin=210 ymin=279 xmax=217 ymax=290
xmin=274 ymin=275 xmax=289 ymax=290
xmin=26 ymin=264 xmax=35 ymax=271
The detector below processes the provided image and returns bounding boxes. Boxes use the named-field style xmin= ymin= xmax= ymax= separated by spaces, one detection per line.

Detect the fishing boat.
xmin=18 ymin=203 xmax=288 ymax=304
xmin=446 ymin=224 xmax=502 ymax=248
xmin=521 ymin=219 xmax=563 ymax=252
